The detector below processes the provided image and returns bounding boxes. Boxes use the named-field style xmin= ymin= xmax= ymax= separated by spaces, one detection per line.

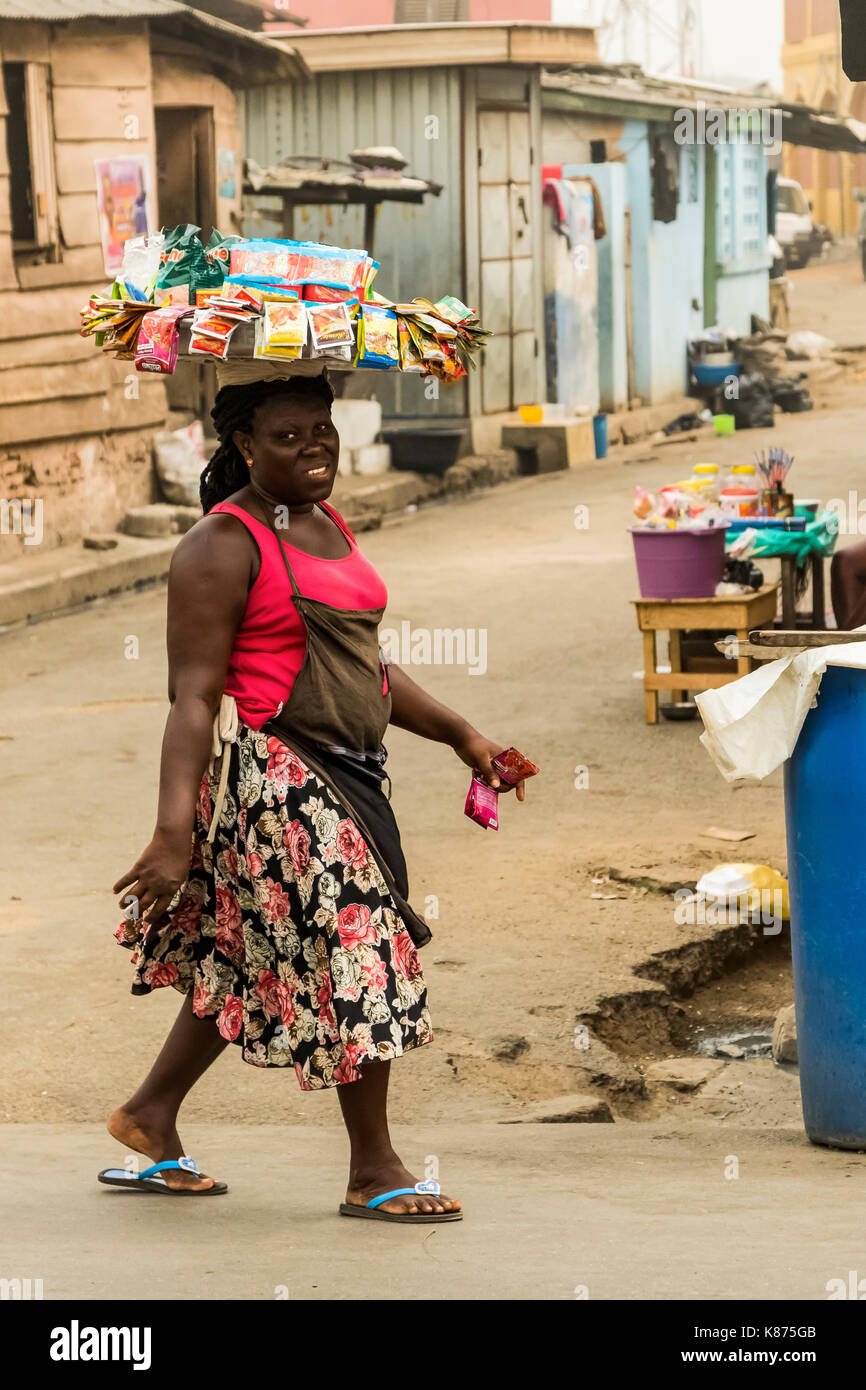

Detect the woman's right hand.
xmin=112 ymin=831 xmax=192 ymax=925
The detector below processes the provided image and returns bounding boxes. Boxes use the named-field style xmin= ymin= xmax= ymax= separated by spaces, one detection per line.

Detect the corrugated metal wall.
xmin=243 ymin=68 xmax=466 ymax=419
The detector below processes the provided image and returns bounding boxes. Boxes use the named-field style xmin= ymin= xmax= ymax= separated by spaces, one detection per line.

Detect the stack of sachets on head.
xmin=80 ymin=229 xmax=489 ymax=382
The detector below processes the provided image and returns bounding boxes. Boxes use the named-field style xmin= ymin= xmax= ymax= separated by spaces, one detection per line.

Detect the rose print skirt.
xmin=115 ymin=725 xmax=432 ymax=1089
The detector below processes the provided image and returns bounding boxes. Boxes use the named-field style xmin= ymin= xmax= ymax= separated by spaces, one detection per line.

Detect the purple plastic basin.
xmin=630 ymin=525 xmax=730 ymax=599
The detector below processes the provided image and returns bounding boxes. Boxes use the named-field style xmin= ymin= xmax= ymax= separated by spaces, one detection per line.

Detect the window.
xmin=2 ymin=61 xmax=60 ymax=262
xmin=716 ymin=144 xmax=768 ymax=269
xmin=778 ymin=182 xmax=810 ymax=215
xmin=393 ymin=0 xmax=468 ymax=20
xmin=650 ymin=130 xmax=680 ymax=223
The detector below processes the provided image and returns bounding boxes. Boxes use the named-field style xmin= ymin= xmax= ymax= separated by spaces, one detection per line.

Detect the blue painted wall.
xmin=562 ymin=121 xmax=770 ymax=407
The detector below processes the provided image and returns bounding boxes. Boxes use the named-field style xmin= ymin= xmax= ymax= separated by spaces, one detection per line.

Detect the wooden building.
xmin=0 ymin=0 xmax=304 ymax=554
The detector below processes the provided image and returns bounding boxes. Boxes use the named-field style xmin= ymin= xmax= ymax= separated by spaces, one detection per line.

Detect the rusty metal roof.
xmin=0 ymin=0 xmax=183 ymax=16
xmin=244 ymin=155 xmax=442 ymax=205
xmin=0 ymin=0 xmax=308 ymax=81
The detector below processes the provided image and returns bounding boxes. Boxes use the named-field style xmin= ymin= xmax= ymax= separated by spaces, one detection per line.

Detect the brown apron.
xmin=254 ymin=496 xmax=432 ymax=949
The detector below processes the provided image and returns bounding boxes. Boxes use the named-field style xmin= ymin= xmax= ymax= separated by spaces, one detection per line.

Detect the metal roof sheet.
xmin=0 ymin=0 xmax=179 ymax=16
xmin=0 ymin=0 xmax=308 ymax=80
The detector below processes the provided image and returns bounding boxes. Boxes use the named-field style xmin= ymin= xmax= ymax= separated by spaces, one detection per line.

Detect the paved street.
xmin=3 ymin=254 xmax=866 ymax=1298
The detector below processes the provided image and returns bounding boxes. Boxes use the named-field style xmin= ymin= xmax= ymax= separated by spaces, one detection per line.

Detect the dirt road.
xmin=2 ymin=251 xmax=866 ymax=1298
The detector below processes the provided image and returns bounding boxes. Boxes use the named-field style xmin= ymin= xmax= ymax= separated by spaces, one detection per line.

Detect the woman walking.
xmin=102 ymin=369 xmax=527 ymax=1222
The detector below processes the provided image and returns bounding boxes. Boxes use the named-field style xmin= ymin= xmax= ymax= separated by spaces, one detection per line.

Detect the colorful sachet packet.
xmin=397 ymin=316 xmax=425 ymax=372
xmin=355 ymin=303 xmax=399 ymax=369
xmin=155 ymin=224 xmax=208 ymax=304
xmin=229 ymin=239 xmax=370 ymax=292
xmin=255 ymin=301 xmax=308 ymax=359
xmin=134 ymin=306 xmax=193 ymax=374
xmin=308 ymin=301 xmax=355 ymax=352
xmin=188 ymin=303 xmax=255 ymax=359
xmin=464 ymin=776 xmax=499 ymax=830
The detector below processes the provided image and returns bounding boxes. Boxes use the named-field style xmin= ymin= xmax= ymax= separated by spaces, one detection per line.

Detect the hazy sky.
xmin=552 ymin=0 xmax=785 ymax=89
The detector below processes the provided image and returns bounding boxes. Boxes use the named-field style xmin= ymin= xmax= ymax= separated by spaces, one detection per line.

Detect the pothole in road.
xmin=695 ymin=1028 xmax=773 ymax=1061
xmin=572 ymin=871 xmax=795 ymax=1116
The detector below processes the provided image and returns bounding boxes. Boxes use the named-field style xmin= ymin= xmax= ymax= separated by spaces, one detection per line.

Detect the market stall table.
xmin=724 ymin=509 xmax=837 ymax=632
xmin=633 ymin=584 xmax=780 ymax=725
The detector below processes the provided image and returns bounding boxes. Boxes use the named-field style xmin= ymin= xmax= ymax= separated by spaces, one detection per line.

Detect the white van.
xmin=776 ymin=177 xmax=814 ymax=268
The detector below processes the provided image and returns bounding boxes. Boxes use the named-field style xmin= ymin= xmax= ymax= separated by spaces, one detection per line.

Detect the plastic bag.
xmin=786 ymin=329 xmax=833 ymax=359
xmin=772 ymin=375 xmax=813 ymax=413
xmin=731 ymin=510 xmax=838 ymax=561
xmin=118 ymin=233 xmax=164 ymax=297
xmin=153 ymin=420 xmax=207 ymax=506
xmin=155 ymin=224 xmax=210 ymax=303
xmin=730 ymin=373 xmax=774 ymax=429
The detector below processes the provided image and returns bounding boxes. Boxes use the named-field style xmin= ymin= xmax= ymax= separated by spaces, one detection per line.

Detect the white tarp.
xmin=695 ymin=639 xmax=866 ymax=783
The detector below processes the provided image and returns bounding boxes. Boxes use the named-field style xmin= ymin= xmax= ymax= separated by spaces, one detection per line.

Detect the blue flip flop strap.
xmin=366 ymin=1187 xmax=424 ymax=1210
xmin=138 ymin=1158 xmax=199 ymax=1181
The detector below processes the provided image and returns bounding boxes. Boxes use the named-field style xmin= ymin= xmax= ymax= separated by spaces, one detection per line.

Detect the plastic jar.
xmin=719 ymin=486 xmax=759 ymax=517
xmin=690 ymin=464 xmax=720 ymax=501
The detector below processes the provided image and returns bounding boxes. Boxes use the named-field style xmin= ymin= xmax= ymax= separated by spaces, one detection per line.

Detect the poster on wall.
xmin=217 ymin=148 xmax=238 ymax=201
xmin=94 ymin=156 xmax=152 ymax=274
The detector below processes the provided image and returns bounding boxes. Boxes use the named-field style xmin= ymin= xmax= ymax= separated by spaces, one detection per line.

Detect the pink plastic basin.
xmin=630 ymin=525 xmax=730 ymax=599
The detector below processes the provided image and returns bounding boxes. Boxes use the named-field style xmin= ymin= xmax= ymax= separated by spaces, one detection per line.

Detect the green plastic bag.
xmin=726 ymin=510 xmax=839 ymax=562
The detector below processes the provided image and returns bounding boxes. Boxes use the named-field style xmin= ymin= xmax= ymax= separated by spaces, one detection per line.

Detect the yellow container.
xmin=519 ymin=404 xmax=543 ymax=424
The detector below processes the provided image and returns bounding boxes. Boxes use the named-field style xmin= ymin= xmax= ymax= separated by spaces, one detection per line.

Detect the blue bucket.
xmin=593 ymin=413 xmax=608 ymax=459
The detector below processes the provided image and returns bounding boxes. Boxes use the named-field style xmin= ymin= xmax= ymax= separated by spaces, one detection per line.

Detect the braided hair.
xmin=200 ymin=374 xmax=336 ymax=513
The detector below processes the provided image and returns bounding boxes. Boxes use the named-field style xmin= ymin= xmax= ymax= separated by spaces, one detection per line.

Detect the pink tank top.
xmin=208 ymin=500 xmax=388 ymax=729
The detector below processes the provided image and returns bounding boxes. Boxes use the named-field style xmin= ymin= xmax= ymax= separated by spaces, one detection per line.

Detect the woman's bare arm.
xmin=113 ymin=515 xmax=253 ymax=920
xmin=387 ymin=661 xmax=526 ymax=799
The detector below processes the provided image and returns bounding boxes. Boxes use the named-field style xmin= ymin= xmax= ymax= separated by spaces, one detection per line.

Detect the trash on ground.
xmin=786 ymin=329 xmax=834 ymax=360
xmin=696 ymin=863 xmax=790 ymax=919
xmin=700 ymin=826 xmax=757 ymax=842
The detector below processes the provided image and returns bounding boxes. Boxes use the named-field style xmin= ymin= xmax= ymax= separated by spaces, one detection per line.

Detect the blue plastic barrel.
xmin=784 ymin=664 xmax=866 ymax=1148
xmin=593 ymin=413 xmax=608 ymax=459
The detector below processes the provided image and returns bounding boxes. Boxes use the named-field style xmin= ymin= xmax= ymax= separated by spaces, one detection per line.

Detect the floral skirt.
xmin=115 ymin=725 xmax=432 ymax=1089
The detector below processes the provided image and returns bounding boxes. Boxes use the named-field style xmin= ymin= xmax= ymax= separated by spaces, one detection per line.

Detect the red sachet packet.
xmin=490 ymin=747 xmax=540 ymax=788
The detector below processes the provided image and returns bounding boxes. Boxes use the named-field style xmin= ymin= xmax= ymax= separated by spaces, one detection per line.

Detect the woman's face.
xmin=234 ymin=392 xmax=340 ymax=508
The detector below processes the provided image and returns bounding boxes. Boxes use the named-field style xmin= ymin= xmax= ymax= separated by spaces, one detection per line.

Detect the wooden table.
xmin=632 ymin=584 xmax=779 ymax=725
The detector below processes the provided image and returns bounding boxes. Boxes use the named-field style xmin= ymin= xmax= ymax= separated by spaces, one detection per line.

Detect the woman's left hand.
xmin=452 ymin=730 xmax=527 ymax=802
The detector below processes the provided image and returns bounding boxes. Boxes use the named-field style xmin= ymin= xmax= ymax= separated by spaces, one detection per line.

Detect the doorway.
xmin=154 ymin=106 xmax=216 ymax=240
xmin=154 ymin=107 xmax=217 ymax=417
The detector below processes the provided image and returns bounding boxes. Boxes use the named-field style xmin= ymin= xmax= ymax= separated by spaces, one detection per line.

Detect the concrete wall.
xmin=557 ymin=116 xmax=770 ymax=407
xmin=628 ymin=121 xmax=706 ymax=403
xmin=564 ymin=122 xmax=703 ymax=406
xmin=274 ymin=1 xmax=552 ymax=26
xmin=587 ymin=162 xmax=627 ymax=411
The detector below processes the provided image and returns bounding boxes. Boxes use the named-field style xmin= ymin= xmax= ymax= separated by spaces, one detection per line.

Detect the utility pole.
xmin=621 ymin=0 xmax=632 ymax=63
xmin=677 ymin=0 xmax=697 ymax=78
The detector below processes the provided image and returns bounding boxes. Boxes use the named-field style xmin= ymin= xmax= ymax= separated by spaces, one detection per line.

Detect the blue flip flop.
xmin=340 ymin=1179 xmax=462 ymax=1223
xmin=97 ymin=1155 xmax=227 ymax=1196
